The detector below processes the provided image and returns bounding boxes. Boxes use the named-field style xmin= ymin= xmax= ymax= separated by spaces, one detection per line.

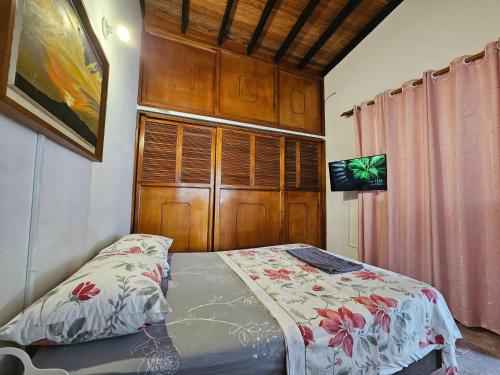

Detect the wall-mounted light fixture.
xmin=115 ymin=25 xmax=130 ymax=42
xmin=101 ymin=17 xmax=130 ymax=43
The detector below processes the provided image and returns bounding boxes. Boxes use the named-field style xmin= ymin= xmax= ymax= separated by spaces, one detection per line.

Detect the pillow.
xmin=98 ymin=234 xmax=173 ymax=273
xmin=0 ymin=252 xmax=171 ymax=346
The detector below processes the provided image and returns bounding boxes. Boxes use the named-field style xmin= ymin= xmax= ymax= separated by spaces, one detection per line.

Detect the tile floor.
xmin=431 ymin=323 xmax=500 ymax=375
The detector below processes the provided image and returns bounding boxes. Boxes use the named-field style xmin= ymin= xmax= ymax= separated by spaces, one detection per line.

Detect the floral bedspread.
xmin=223 ymin=244 xmax=461 ymax=375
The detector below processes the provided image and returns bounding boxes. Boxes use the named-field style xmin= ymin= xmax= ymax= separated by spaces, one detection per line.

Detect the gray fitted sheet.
xmin=32 ymin=252 xmax=286 ymax=375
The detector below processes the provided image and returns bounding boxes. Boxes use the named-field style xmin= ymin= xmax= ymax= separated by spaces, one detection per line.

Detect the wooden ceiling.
xmin=143 ymin=0 xmax=403 ymax=76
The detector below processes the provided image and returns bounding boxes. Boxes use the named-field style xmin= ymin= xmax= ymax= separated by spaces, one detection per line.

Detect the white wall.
xmin=324 ymin=0 xmax=500 ymax=259
xmin=0 ymin=0 xmax=142 ymax=329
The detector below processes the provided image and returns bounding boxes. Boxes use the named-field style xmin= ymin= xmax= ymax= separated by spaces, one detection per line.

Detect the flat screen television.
xmin=329 ymin=154 xmax=387 ymax=191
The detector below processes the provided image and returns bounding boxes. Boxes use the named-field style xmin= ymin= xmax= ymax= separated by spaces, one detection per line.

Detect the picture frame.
xmin=0 ymin=0 xmax=109 ymax=161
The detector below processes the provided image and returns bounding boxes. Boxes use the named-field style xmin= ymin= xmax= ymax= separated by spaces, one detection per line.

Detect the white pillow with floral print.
xmin=98 ymin=234 xmax=173 ymax=273
xmin=0 ymin=252 xmax=171 ymax=346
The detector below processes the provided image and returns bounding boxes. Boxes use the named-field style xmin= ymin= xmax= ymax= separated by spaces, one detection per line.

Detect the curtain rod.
xmin=340 ymin=50 xmax=486 ymax=118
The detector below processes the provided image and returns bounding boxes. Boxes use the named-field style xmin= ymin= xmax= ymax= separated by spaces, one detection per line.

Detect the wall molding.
xmin=23 ymin=134 xmax=45 ymax=308
xmin=137 ymin=105 xmax=325 ymax=140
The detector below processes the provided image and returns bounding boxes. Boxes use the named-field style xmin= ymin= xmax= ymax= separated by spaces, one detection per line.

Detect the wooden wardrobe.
xmin=140 ymin=33 xmax=324 ymax=136
xmin=133 ymin=114 xmax=324 ymax=252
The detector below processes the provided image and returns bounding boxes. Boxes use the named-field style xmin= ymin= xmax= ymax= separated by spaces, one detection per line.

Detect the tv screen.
xmin=329 ymin=154 xmax=387 ymax=191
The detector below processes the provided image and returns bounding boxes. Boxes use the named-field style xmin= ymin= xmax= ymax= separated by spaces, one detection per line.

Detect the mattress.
xmin=32 ymin=252 xmax=286 ymax=375
xmin=33 ymin=246 xmax=458 ymax=374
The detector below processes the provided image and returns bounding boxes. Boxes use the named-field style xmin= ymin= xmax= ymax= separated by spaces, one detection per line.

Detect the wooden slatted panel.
xmin=285 ymin=139 xmax=297 ymax=189
xmin=255 ymin=135 xmax=280 ymax=187
xmin=300 ymin=141 xmax=319 ymax=191
xmin=221 ymin=130 xmax=251 ymax=186
xmin=181 ymin=126 xmax=213 ymax=184
xmin=141 ymin=121 xmax=178 ymax=183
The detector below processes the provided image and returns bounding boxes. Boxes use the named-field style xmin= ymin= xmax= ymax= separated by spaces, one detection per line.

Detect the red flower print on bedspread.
xmin=299 ymin=324 xmax=315 ymax=346
xmin=137 ymin=323 xmax=152 ymax=331
xmin=312 ymin=284 xmax=324 ymax=292
xmin=30 ymin=338 xmax=58 ymax=346
xmin=446 ymin=366 xmax=460 ymax=375
xmin=128 ymin=246 xmax=142 ymax=254
xmin=142 ymin=264 xmax=164 ymax=285
xmin=315 ymin=307 xmax=366 ymax=357
xmin=353 ymin=294 xmax=398 ymax=333
xmin=422 ymin=287 xmax=438 ymax=303
xmin=352 ymin=269 xmax=385 ymax=282
xmin=239 ymin=249 xmax=258 ymax=256
xmin=264 ymin=268 xmax=293 ymax=281
xmin=70 ymin=282 xmax=100 ymax=303
xmin=298 ymin=263 xmax=319 ymax=273
xmin=420 ymin=331 xmax=446 ymax=349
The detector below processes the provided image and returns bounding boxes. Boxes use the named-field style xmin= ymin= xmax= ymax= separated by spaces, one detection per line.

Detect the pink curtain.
xmin=355 ymin=40 xmax=500 ymax=334
xmin=354 ymin=95 xmax=388 ymax=268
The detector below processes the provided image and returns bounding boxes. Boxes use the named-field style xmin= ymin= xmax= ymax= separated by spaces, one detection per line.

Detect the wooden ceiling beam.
xmin=321 ymin=0 xmax=404 ymax=76
xmin=247 ymin=0 xmax=277 ymax=55
xmin=140 ymin=0 xmax=145 ymax=19
xmin=298 ymin=0 xmax=361 ymax=70
xmin=218 ymin=0 xmax=237 ymax=46
xmin=181 ymin=0 xmax=190 ymax=34
xmin=274 ymin=0 xmax=320 ymax=64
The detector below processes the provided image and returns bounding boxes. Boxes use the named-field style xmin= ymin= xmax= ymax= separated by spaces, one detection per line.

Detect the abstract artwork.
xmin=0 ymin=0 xmax=109 ymax=161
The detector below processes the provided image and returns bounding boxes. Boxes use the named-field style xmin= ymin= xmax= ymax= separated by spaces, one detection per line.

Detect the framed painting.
xmin=0 ymin=0 xmax=109 ymax=161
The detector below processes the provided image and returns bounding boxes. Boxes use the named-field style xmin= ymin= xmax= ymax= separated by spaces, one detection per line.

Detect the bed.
xmin=32 ymin=244 xmax=460 ymax=374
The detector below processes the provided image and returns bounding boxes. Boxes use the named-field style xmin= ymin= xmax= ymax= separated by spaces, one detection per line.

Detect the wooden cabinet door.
xmin=135 ymin=117 xmax=215 ymax=252
xmin=283 ymin=138 xmax=324 ymax=247
xmin=134 ymin=116 xmax=325 ymax=252
xmin=136 ymin=186 xmax=211 ymax=252
xmin=140 ymin=33 xmax=216 ymax=115
xmin=219 ymin=128 xmax=282 ymax=189
xmin=216 ymin=190 xmax=281 ymax=250
xmin=214 ymin=128 xmax=283 ymax=250
xmin=139 ymin=33 xmax=324 ymax=135
xmin=284 ymin=191 xmax=321 ymax=247
xmin=285 ymin=139 xmax=321 ymax=191
xmin=218 ymin=52 xmax=276 ymax=124
xmin=279 ymin=71 xmax=322 ymax=134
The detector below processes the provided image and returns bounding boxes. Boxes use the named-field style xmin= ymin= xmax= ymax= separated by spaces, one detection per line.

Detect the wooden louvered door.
xmin=283 ymin=138 xmax=324 ymax=247
xmin=214 ymin=128 xmax=283 ymax=250
xmin=134 ymin=116 xmax=215 ymax=252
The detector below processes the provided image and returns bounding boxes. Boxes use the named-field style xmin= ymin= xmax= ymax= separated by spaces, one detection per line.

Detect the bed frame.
xmin=2 ymin=345 xmax=441 ymax=375
xmin=397 ymin=349 xmax=442 ymax=374
xmin=0 ymin=347 xmax=68 ymax=375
